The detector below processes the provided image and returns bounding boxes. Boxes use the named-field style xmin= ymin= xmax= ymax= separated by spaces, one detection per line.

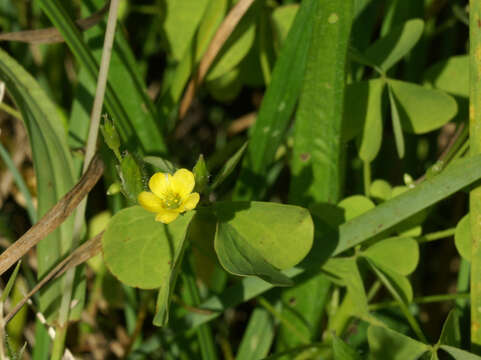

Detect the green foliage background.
xmin=0 ymin=0 xmax=476 ymax=359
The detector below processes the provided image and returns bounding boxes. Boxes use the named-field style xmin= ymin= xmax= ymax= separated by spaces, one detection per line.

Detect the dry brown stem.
xmin=4 ymin=232 xmax=103 ymax=324
xmin=0 ymin=2 xmax=110 ymax=44
xmin=0 ymin=154 xmax=104 ymax=276
xmin=178 ymin=0 xmax=255 ymax=119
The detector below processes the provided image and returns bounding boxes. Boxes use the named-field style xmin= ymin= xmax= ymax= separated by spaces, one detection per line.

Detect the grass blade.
xmin=38 ymin=0 xmax=166 ymax=154
xmin=470 ymin=0 xmax=481 ymax=351
xmin=0 ymin=48 xmax=82 ymax=322
xmin=233 ymin=0 xmax=318 ymax=200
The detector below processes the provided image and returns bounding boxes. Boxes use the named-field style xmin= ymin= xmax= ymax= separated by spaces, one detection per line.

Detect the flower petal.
xmin=149 ymin=172 xmax=172 ymax=198
xmin=138 ymin=192 xmax=164 ymax=213
xmin=155 ymin=209 xmax=180 ymax=224
xmin=182 ymin=192 xmax=200 ymax=211
xmin=172 ymin=169 xmax=195 ymax=198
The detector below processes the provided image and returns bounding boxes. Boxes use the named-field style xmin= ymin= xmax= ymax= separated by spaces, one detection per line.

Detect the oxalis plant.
xmin=0 ymin=0 xmax=480 ymax=359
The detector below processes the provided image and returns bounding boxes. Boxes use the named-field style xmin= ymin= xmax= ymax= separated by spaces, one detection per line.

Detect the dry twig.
xmin=0 ymin=154 xmax=104 ymax=276
xmin=0 ymin=2 xmax=110 ymax=44
xmin=178 ymin=0 xmax=256 ymax=119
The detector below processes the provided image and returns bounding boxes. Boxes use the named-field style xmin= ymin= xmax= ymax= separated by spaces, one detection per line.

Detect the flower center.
xmin=162 ymin=191 xmax=182 ymax=209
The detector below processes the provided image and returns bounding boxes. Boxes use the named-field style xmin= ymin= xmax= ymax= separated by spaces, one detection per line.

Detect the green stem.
xmin=0 ymin=102 xmax=21 ymax=120
xmin=363 ymin=161 xmax=371 ymax=197
xmin=369 ymin=293 xmax=470 ymax=311
xmin=470 ymin=0 xmax=481 ymax=352
xmin=417 ymin=227 xmax=456 ymax=243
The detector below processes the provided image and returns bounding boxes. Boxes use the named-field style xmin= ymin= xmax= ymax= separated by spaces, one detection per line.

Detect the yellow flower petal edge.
xmin=138 ymin=168 xmax=200 ymax=224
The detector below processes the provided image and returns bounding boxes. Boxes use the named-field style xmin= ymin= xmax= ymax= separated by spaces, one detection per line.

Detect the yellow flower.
xmin=138 ymin=169 xmax=200 ymax=224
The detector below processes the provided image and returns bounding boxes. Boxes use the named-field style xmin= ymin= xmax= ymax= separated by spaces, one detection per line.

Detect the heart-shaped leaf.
xmin=362 ymin=237 xmax=419 ymax=276
xmin=364 ymin=19 xmax=424 ymax=72
xmin=338 ymin=195 xmax=376 ymax=221
xmin=423 ymin=55 xmax=468 ymax=97
xmin=388 ymin=79 xmax=457 ymax=134
xmin=102 ymin=206 xmax=195 ymax=289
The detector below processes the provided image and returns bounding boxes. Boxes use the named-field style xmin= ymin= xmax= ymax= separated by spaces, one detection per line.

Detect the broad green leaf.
xmin=271 ymin=4 xmax=299 ymax=50
xmin=163 ymin=0 xmax=210 ymax=61
xmin=206 ymin=3 xmax=258 ymax=81
xmin=438 ymin=309 xmax=461 ymax=347
xmin=215 ymin=222 xmax=293 ymax=286
xmin=211 ymin=142 xmax=248 ymax=190
xmin=368 ymin=325 xmax=429 ymax=360
xmin=370 ymin=179 xmax=392 ymax=202
xmin=0 ymin=48 xmax=81 ymax=321
xmin=440 ymin=345 xmax=481 ymax=360
xmin=323 ymin=257 xmax=368 ymax=316
xmin=338 ymin=195 xmax=375 ymax=221
xmin=118 ymin=153 xmax=144 ymax=205
xmin=332 ymin=334 xmax=362 ymax=360
xmin=388 ymin=84 xmax=405 ymax=158
xmin=182 ymin=155 xmax=481 ymax=330
xmin=362 ymin=237 xmax=419 ymax=275
xmin=423 ymin=55 xmax=468 ymax=97
xmin=454 ymin=214 xmax=471 ymax=261
xmin=102 ymin=206 xmax=195 ymax=289
xmin=234 ymin=0 xmax=318 ymax=200
xmin=364 ymin=19 xmax=424 ymax=72
xmin=367 ymin=259 xmax=413 ymax=303
xmin=388 ymin=79 xmax=458 ymax=134
xmin=236 ymin=308 xmax=274 ymax=360
xmin=214 ymin=202 xmax=313 ymax=270
xmin=289 ymin=0 xmax=353 ymax=204
xmin=213 ymin=202 xmax=313 ymax=285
